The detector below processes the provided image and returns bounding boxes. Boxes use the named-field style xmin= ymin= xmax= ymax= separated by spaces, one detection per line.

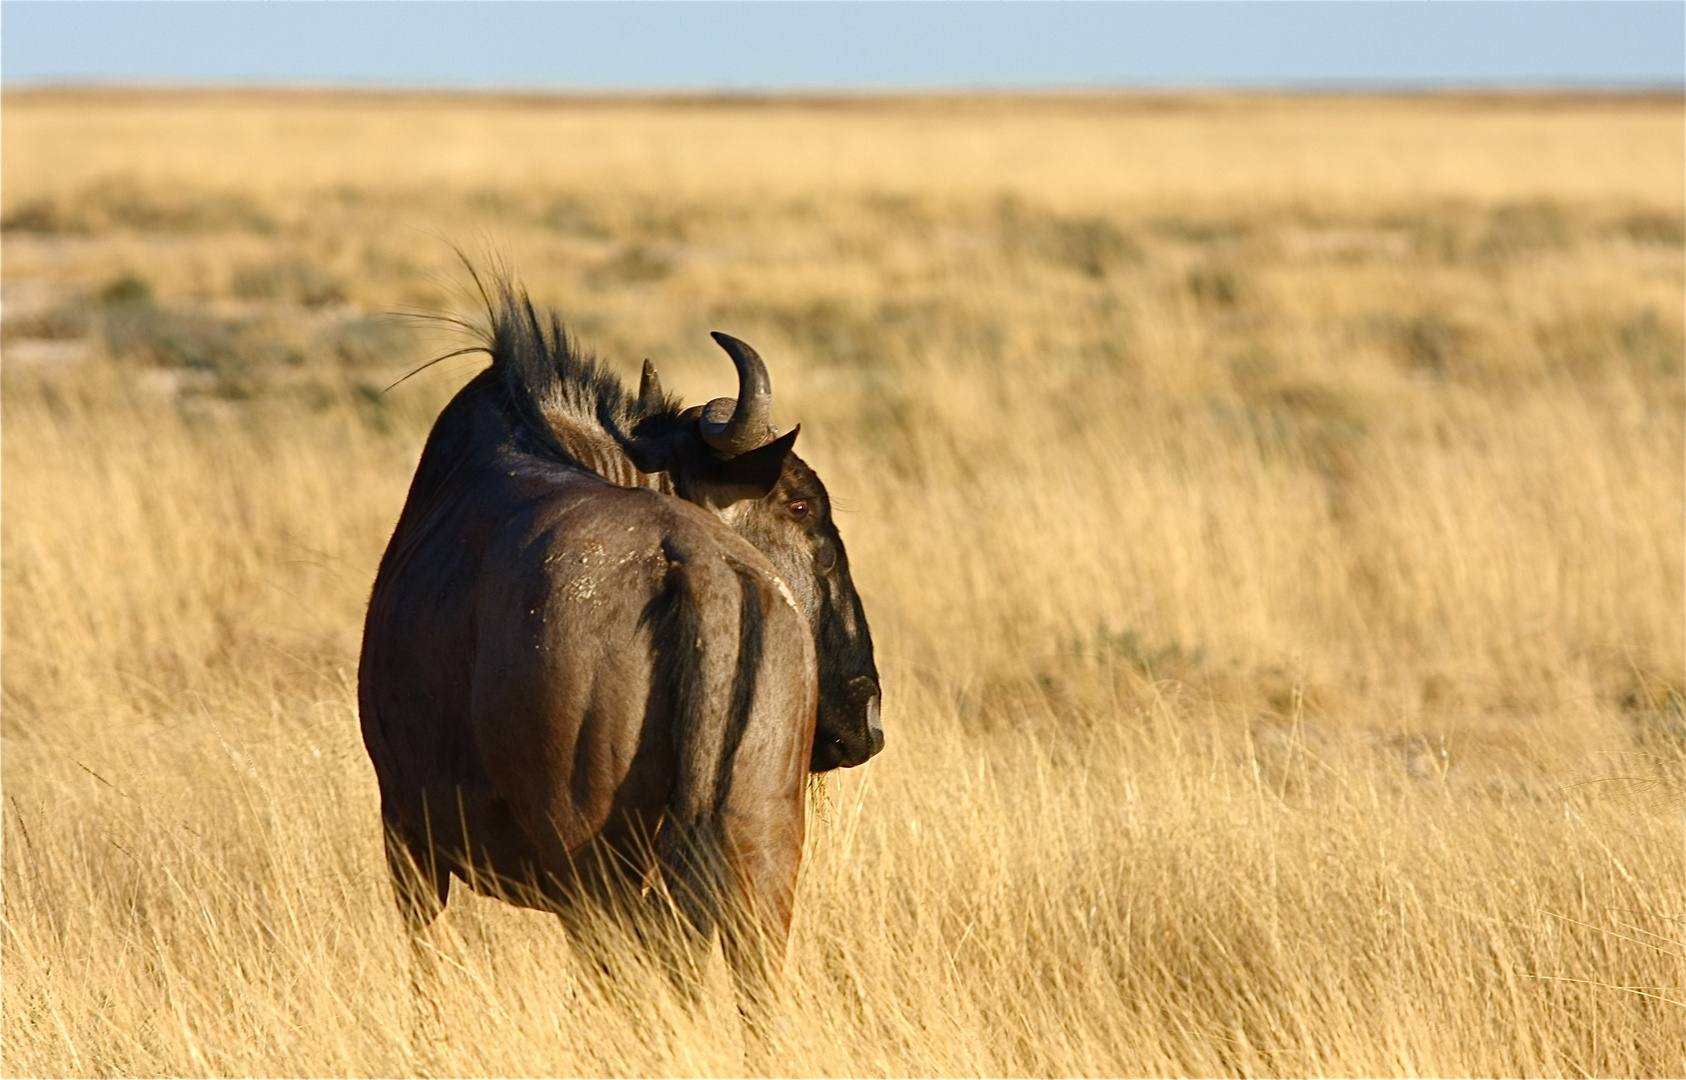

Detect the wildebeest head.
xmin=625 ymin=333 xmax=883 ymax=771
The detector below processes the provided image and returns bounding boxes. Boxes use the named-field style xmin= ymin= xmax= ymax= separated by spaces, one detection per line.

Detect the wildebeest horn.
xmin=700 ymin=332 xmax=775 ymax=456
xmin=638 ymin=359 xmax=664 ymax=411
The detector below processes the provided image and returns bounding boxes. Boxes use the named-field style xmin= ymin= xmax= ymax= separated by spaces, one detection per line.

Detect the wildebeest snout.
xmin=813 ymin=674 xmax=884 ymax=771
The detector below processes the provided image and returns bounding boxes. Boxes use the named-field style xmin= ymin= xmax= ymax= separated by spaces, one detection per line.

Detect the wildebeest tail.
xmin=646 ymin=546 xmax=766 ymax=942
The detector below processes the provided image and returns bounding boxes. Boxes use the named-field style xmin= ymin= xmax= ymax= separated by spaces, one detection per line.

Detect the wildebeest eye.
xmin=787 ymin=500 xmax=811 ymax=519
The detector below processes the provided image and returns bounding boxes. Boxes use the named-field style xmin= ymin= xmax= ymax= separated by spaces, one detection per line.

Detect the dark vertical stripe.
xmin=711 ymin=563 xmax=766 ymax=819
xmin=643 ymin=541 xmax=705 ymax=817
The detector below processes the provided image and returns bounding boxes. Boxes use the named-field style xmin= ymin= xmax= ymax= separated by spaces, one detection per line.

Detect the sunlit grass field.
xmin=3 ymin=89 xmax=1682 ymax=1077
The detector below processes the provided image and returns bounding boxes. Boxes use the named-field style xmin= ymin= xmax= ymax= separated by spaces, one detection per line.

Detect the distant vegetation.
xmin=3 ymin=89 xmax=1681 ymax=1077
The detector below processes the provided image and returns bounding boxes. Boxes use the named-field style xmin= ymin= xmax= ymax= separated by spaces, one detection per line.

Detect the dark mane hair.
xmin=473 ymin=276 xmax=680 ymax=487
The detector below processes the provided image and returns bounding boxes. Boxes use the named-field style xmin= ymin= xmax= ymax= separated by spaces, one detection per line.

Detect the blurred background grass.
xmin=3 ymin=89 xmax=1682 ymax=1077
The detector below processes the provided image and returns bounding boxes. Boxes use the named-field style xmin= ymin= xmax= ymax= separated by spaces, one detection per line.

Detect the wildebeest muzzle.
xmin=812 ymin=674 xmax=884 ymax=771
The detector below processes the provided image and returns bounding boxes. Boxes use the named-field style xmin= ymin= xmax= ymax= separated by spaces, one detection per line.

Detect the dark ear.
xmin=622 ymin=436 xmax=668 ymax=475
xmin=606 ymin=389 xmax=672 ymax=474
xmin=713 ymin=426 xmax=800 ymax=500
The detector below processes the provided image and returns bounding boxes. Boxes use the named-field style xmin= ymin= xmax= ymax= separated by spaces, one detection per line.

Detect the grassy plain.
xmin=2 ymin=89 xmax=1683 ymax=1076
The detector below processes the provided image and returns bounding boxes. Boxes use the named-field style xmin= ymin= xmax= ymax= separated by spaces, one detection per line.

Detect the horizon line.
xmin=8 ymin=78 xmax=1684 ymax=97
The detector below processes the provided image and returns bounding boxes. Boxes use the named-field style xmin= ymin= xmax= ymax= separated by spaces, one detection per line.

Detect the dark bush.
xmin=588 ymin=244 xmax=673 ymax=286
xmin=100 ymin=273 xmax=155 ymax=307
xmin=1392 ymin=313 xmax=1467 ymax=374
xmin=1048 ymin=218 xmax=1141 ymax=279
xmin=1616 ymin=210 xmax=1685 ymax=246
xmin=1187 ymin=267 xmax=1243 ymax=310
xmin=540 ymin=195 xmax=612 ymax=238
xmin=232 ymin=260 xmax=345 ymax=307
xmin=1477 ymin=200 xmax=1572 ymax=259
xmin=995 ymin=199 xmax=1142 ymax=279
xmin=321 ymin=315 xmax=414 ymax=368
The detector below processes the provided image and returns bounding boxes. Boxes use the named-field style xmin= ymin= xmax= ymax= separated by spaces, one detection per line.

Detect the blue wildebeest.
xmin=358 ymin=277 xmax=882 ymax=1006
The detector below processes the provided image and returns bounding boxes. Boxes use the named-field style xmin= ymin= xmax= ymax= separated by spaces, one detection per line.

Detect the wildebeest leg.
xmin=644 ymin=820 xmax=721 ymax=1003
xmin=650 ymin=773 xmax=805 ymax=1041
xmin=718 ymin=806 xmax=802 ymax=1050
xmin=383 ymin=814 xmax=451 ymax=1051
xmin=547 ymin=836 xmax=670 ymax=996
xmin=385 ymin=821 xmax=450 ymax=935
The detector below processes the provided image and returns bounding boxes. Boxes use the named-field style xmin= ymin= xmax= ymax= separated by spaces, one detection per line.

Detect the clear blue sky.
xmin=3 ymin=1 xmax=1681 ymax=91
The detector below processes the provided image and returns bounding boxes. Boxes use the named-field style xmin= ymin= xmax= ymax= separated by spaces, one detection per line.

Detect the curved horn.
xmin=700 ymin=332 xmax=775 ymax=456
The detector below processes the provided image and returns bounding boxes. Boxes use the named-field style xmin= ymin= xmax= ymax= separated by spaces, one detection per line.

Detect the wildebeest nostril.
xmin=848 ymin=674 xmax=879 ymax=697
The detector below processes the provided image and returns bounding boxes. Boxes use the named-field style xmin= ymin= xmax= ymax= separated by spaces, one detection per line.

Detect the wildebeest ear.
xmin=715 ymin=426 xmax=800 ymax=499
xmin=622 ymin=436 xmax=668 ymax=475
xmin=608 ymin=392 xmax=673 ymax=474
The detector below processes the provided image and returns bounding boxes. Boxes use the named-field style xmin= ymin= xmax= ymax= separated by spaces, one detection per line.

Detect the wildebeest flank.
xmin=358 ymin=276 xmax=882 ymax=1001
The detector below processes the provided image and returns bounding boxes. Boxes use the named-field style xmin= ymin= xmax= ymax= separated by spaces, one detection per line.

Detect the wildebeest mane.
xmin=477 ymin=277 xmax=679 ymax=488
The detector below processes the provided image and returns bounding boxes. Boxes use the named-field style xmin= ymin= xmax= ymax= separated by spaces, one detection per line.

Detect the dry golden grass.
xmin=3 ymin=89 xmax=1682 ymax=1077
